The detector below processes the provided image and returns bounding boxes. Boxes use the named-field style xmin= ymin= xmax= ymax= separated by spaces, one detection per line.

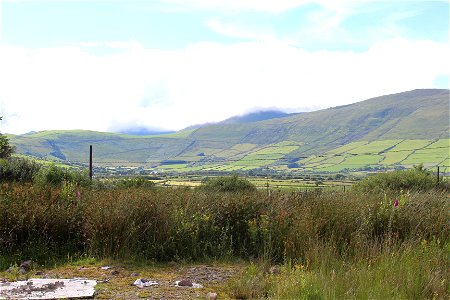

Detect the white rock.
xmin=133 ymin=278 xmax=158 ymax=289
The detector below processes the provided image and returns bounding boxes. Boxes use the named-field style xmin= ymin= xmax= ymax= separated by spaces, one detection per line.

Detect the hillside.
xmin=8 ymin=89 xmax=450 ymax=173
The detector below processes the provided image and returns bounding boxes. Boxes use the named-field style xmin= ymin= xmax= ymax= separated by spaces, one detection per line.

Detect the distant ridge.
xmin=219 ymin=110 xmax=295 ymax=124
xmin=182 ymin=109 xmax=294 ymax=130
xmin=118 ymin=127 xmax=176 ymax=136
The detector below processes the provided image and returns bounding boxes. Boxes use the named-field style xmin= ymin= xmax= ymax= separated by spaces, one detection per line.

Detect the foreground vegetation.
xmin=0 ymin=159 xmax=449 ymax=299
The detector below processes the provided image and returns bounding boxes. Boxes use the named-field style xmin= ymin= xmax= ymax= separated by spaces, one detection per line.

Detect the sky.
xmin=0 ymin=0 xmax=449 ymax=134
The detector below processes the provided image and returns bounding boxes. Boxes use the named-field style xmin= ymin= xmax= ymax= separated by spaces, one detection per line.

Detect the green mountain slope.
xmin=8 ymin=89 xmax=450 ymax=173
xmin=190 ymin=89 xmax=449 ymax=148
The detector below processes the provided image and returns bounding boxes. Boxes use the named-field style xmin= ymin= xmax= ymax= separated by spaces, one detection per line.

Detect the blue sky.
xmin=0 ymin=0 xmax=449 ymax=134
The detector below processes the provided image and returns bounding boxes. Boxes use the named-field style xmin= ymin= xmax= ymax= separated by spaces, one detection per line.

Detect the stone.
xmin=133 ymin=278 xmax=158 ymax=289
xmin=0 ymin=278 xmax=96 ymax=299
xmin=175 ymin=279 xmax=203 ymax=288
xmin=19 ymin=261 xmax=32 ymax=271
xmin=177 ymin=279 xmax=192 ymax=287
xmin=206 ymin=292 xmax=218 ymax=300
xmin=110 ymin=270 xmax=119 ymax=276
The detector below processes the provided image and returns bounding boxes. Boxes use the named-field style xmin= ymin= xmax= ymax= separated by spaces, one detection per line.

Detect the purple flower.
xmin=76 ymin=190 xmax=81 ymax=199
xmin=393 ymin=199 xmax=399 ymax=208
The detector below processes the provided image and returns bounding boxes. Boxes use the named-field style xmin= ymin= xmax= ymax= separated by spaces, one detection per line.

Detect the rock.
xmin=19 ymin=260 xmax=33 ymax=273
xmin=175 ymin=279 xmax=203 ymax=288
xmin=100 ymin=266 xmax=112 ymax=270
xmin=20 ymin=260 xmax=33 ymax=271
xmin=0 ymin=279 xmax=96 ymax=298
xmin=35 ymin=271 xmax=44 ymax=275
xmin=133 ymin=278 xmax=158 ymax=288
xmin=131 ymin=272 xmax=140 ymax=277
xmin=206 ymin=292 xmax=218 ymax=300
xmin=177 ymin=279 xmax=193 ymax=287
xmin=110 ymin=270 xmax=119 ymax=276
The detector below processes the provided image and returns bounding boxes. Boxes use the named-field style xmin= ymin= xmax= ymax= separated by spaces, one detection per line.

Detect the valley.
xmin=8 ymin=89 xmax=450 ymax=175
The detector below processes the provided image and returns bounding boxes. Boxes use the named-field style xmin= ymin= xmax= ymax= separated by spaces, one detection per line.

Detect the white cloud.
xmin=161 ymin=0 xmax=312 ymax=14
xmin=159 ymin=0 xmax=431 ymax=14
xmin=207 ymin=18 xmax=277 ymax=43
xmin=0 ymin=38 xmax=448 ymax=134
xmin=203 ymin=1 xmax=424 ymax=50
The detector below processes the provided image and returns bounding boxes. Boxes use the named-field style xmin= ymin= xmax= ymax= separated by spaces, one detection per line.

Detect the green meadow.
xmin=159 ymin=138 xmax=449 ymax=174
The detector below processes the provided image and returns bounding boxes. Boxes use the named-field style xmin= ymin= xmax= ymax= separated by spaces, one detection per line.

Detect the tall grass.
xmin=0 ymin=182 xmax=448 ymax=298
xmin=1 ymin=185 xmax=448 ymax=262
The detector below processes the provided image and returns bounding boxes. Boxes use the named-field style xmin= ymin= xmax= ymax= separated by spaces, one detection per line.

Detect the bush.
xmin=0 ymin=157 xmax=41 ymax=183
xmin=200 ymin=174 xmax=256 ymax=193
xmin=0 ymin=116 xmax=15 ymax=159
xmin=353 ymin=166 xmax=437 ymax=193
xmin=33 ymin=164 xmax=90 ymax=187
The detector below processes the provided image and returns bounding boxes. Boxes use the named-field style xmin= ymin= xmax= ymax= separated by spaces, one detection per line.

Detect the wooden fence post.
xmin=89 ymin=145 xmax=93 ymax=180
xmin=436 ymin=166 xmax=440 ymax=184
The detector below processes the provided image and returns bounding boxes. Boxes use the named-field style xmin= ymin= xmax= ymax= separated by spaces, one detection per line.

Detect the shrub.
xmin=33 ymin=164 xmax=90 ymax=187
xmin=353 ymin=166 xmax=436 ymax=193
xmin=200 ymin=174 xmax=256 ymax=193
xmin=0 ymin=116 xmax=14 ymax=159
xmin=0 ymin=157 xmax=41 ymax=183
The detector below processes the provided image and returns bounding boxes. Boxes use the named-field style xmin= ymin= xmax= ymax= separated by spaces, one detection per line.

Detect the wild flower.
xmin=393 ymin=199 xmax=399 ymax=208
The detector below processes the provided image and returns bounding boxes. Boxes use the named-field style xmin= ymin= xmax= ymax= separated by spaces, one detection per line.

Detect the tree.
xmin=0 ymin=116 xmax=14 ymax=158
xmin=200 ymin=174 xmax=256 ymax=193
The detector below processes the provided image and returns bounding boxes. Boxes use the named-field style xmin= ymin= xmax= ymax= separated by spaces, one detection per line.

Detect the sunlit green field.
xmin=152 ymin=139 xmax=449 ymax=174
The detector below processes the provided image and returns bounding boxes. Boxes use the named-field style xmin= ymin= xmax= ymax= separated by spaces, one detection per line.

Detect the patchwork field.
xmin=152 ymin=139 xmax=449 ymax=174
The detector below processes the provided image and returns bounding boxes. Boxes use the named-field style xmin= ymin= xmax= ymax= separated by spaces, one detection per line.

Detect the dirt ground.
xmin=1 ymin=261 xmax=244 ymax=299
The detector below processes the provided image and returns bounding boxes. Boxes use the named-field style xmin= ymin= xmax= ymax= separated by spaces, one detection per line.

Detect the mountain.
xmin=219 ymin=110 xmax=295 ymax=124
xmin=181 ymin=110 xmax=294 ymax=130
xmin=118 ymin=127 xmax=176 ymax=136
xmin=8 ymin=89 xmax=450 ymax=173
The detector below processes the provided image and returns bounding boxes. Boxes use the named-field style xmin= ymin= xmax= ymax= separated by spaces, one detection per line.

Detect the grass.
xmin=248 ymin=240 xmax=449 ymax=299
xmin=380 ymin=151 xmax=411 ymax=165
xmin=390 ymin=139 xmax=433 ymax=151
xmin=0 ymin=257 xmax=245 ymax=299
xmin=347 ymin=140 xmax=403 ymax=155
xmin=290 ymin=138 xmax=449 ymax=172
